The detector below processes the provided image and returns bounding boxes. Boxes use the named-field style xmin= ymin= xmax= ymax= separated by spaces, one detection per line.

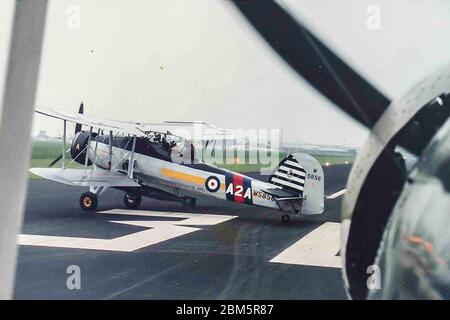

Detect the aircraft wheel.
xmin=123 ymin=194 xmax=142 ymax=209
xmin=80 ymin=192 xmax=98 ymax=211
xmin=281 ymin=214 xmax=290 ymax=223
xmin=182 ymin=197 xmax=196 ymax=208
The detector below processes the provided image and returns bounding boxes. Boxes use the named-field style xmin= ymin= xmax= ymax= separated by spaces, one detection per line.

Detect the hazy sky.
xmin=1 ymin=0 xmax=450 ymax=146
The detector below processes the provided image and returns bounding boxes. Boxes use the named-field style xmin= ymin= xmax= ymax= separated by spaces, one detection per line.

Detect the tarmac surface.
xmin=14 ymin=164 xmax=351 ymax=299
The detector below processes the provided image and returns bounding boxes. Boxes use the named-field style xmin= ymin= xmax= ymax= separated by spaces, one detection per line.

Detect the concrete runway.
xmin=14 ymin=165 xmax=351 ymax=299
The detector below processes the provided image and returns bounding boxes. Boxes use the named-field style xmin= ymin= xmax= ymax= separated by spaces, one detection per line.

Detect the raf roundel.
xmin=205 ymin=176 xmax=221 ymax=192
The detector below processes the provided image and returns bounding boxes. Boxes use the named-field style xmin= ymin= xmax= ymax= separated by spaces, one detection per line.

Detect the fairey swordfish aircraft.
xmin=30 ymin=104 xmax=324 ymax=222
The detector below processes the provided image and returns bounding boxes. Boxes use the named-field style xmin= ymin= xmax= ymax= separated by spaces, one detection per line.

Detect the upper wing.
xmin=138 ymin=121 xmax=235 ymax=142
xmin=35 ymin=107 xmax=232 ymax=141
xmin=36 ymin=107 xmax=144 ymax=136
xmin=29 ymin=168 xmax=140 ymax=187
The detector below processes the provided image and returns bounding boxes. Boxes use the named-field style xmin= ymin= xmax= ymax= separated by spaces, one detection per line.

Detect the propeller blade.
xmin=74 ymin=101 xmax=84 ymax=134
xmin=48 ymin=155 xmax=63 ymax=167
xmin=48 ymin=148 xmax=71 ymax=167
xmin=231 ymin=1 xmax=391 ymax=128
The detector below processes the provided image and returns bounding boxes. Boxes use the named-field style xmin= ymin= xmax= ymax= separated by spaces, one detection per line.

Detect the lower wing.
xmin=29 ymin=168 xmax=140 ymax=187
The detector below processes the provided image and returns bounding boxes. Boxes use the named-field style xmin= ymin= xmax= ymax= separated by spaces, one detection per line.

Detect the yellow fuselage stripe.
xmin=161 ymin=168 xmax=204 ymax=186
xmin=160 ymin=168 xmax=225 ymax=190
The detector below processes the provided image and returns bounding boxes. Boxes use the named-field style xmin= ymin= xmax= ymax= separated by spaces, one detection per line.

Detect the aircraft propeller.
xmin=48 ymin=102 xmax=84 ymax=167
xmin=74 ymin=102 xmax=83 ymax=134
xmin=230 ymin=1 xmax=450 ymax=299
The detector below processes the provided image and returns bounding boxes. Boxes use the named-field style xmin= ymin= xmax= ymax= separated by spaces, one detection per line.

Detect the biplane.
xmin=30 ymin=104 xmax=324 ymax=222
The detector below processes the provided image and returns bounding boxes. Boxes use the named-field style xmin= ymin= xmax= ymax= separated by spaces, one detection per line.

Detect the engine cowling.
xmin=70 ymin=131 xmax=96 ymax=165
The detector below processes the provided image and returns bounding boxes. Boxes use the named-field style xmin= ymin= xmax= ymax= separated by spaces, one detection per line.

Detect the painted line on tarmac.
xmin=18 ymin=210 xmax=236 ymax=252
xmin=270 ymin=222 xmax=342 ymax=268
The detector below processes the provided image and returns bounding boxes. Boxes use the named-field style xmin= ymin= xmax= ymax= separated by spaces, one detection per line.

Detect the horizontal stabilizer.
xmin=29 ymin=168 xmax=140 ymax=187
xmin=264 ymin=187 xmax=299 ymax=198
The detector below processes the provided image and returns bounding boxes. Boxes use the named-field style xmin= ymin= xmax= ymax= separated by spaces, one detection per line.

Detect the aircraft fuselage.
xmin=86 ymin=135 xmax=282 ymax=211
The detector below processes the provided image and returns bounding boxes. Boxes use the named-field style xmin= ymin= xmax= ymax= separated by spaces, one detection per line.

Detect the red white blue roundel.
xmin=205 ymin=176 xmax=220 ymax=192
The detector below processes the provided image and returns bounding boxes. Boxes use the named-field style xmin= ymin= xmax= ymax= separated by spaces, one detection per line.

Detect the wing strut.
xmin=108 ymin=130 xmax=113 ymax=170
xmin=84 ymin=126 xmax=93 ymax=168
xmin=92 ymin=128 xmax=101 ymax=167
xmin=62 ymin=120 xmax=66 ymax=169
xmin=128 ymin=135 xmax=137 ymax=179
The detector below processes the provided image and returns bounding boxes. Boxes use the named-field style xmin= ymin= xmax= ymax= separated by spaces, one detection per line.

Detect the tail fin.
xmin=269 ymin=154 xmax=307 ymax=196
xmin=270 ymin=153 xmax=324 ymax=215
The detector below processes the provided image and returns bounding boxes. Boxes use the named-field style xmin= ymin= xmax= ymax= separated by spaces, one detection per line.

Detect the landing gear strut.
xmin=80 ymin=192 xmax=98 ymax=211
xmin=281 ymin=214 xmax=290 ymax=223
xmin=123 ymin=193 xmax=142 ymax=209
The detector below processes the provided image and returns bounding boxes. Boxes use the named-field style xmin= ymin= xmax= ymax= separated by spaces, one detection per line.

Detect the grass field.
xmin=29 ymin=140 xmax=83 ymax=179
xmin=31 ymin=139 xmax=65 ymax=159
xmin=29 ymin=140 xmax=355 ymax=179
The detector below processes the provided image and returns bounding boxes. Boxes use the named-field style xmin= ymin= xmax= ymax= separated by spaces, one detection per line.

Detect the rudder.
xmin=269 ymin=153 xmax=324 ymax=215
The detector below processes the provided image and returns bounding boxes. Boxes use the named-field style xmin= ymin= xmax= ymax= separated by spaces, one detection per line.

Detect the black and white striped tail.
xmin=269 ymin=155 xmax=305 ymax=196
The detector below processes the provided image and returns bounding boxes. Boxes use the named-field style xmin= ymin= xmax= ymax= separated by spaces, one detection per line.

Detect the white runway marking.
xmin=326 ymin=189 xmax=346 ymax=199
xmin=18 ymin=210 xmax=236 ymax=252
xmin=98 ymin=209 xmax=236 ymax=225
xmin=270 ymin=222 xmax=341 ymax=268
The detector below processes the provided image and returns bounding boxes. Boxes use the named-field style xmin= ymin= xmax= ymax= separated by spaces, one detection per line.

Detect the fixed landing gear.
xmin=182 ymin=197 xmax=196 ymax=208
xmin=123 ymin=193 xmax=142 ymax=209
xmin=78 ymin=186 xmax=196 ymax=211
xmin=281 ymin=214 xmax=290 ymax=223
xmin=80 ymin=192 xmax=98 ymax=211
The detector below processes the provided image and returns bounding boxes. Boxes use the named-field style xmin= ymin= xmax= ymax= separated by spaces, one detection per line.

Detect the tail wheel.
xmin=281 ymin=214 xmax=290 ymax=223
xmin=182 ymin=197 xmax=196 ymax=208
xmin=80 ymin=192 xmax=98 ymax=211
xmin=123 ymin=194 xmax=142 ymax=209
